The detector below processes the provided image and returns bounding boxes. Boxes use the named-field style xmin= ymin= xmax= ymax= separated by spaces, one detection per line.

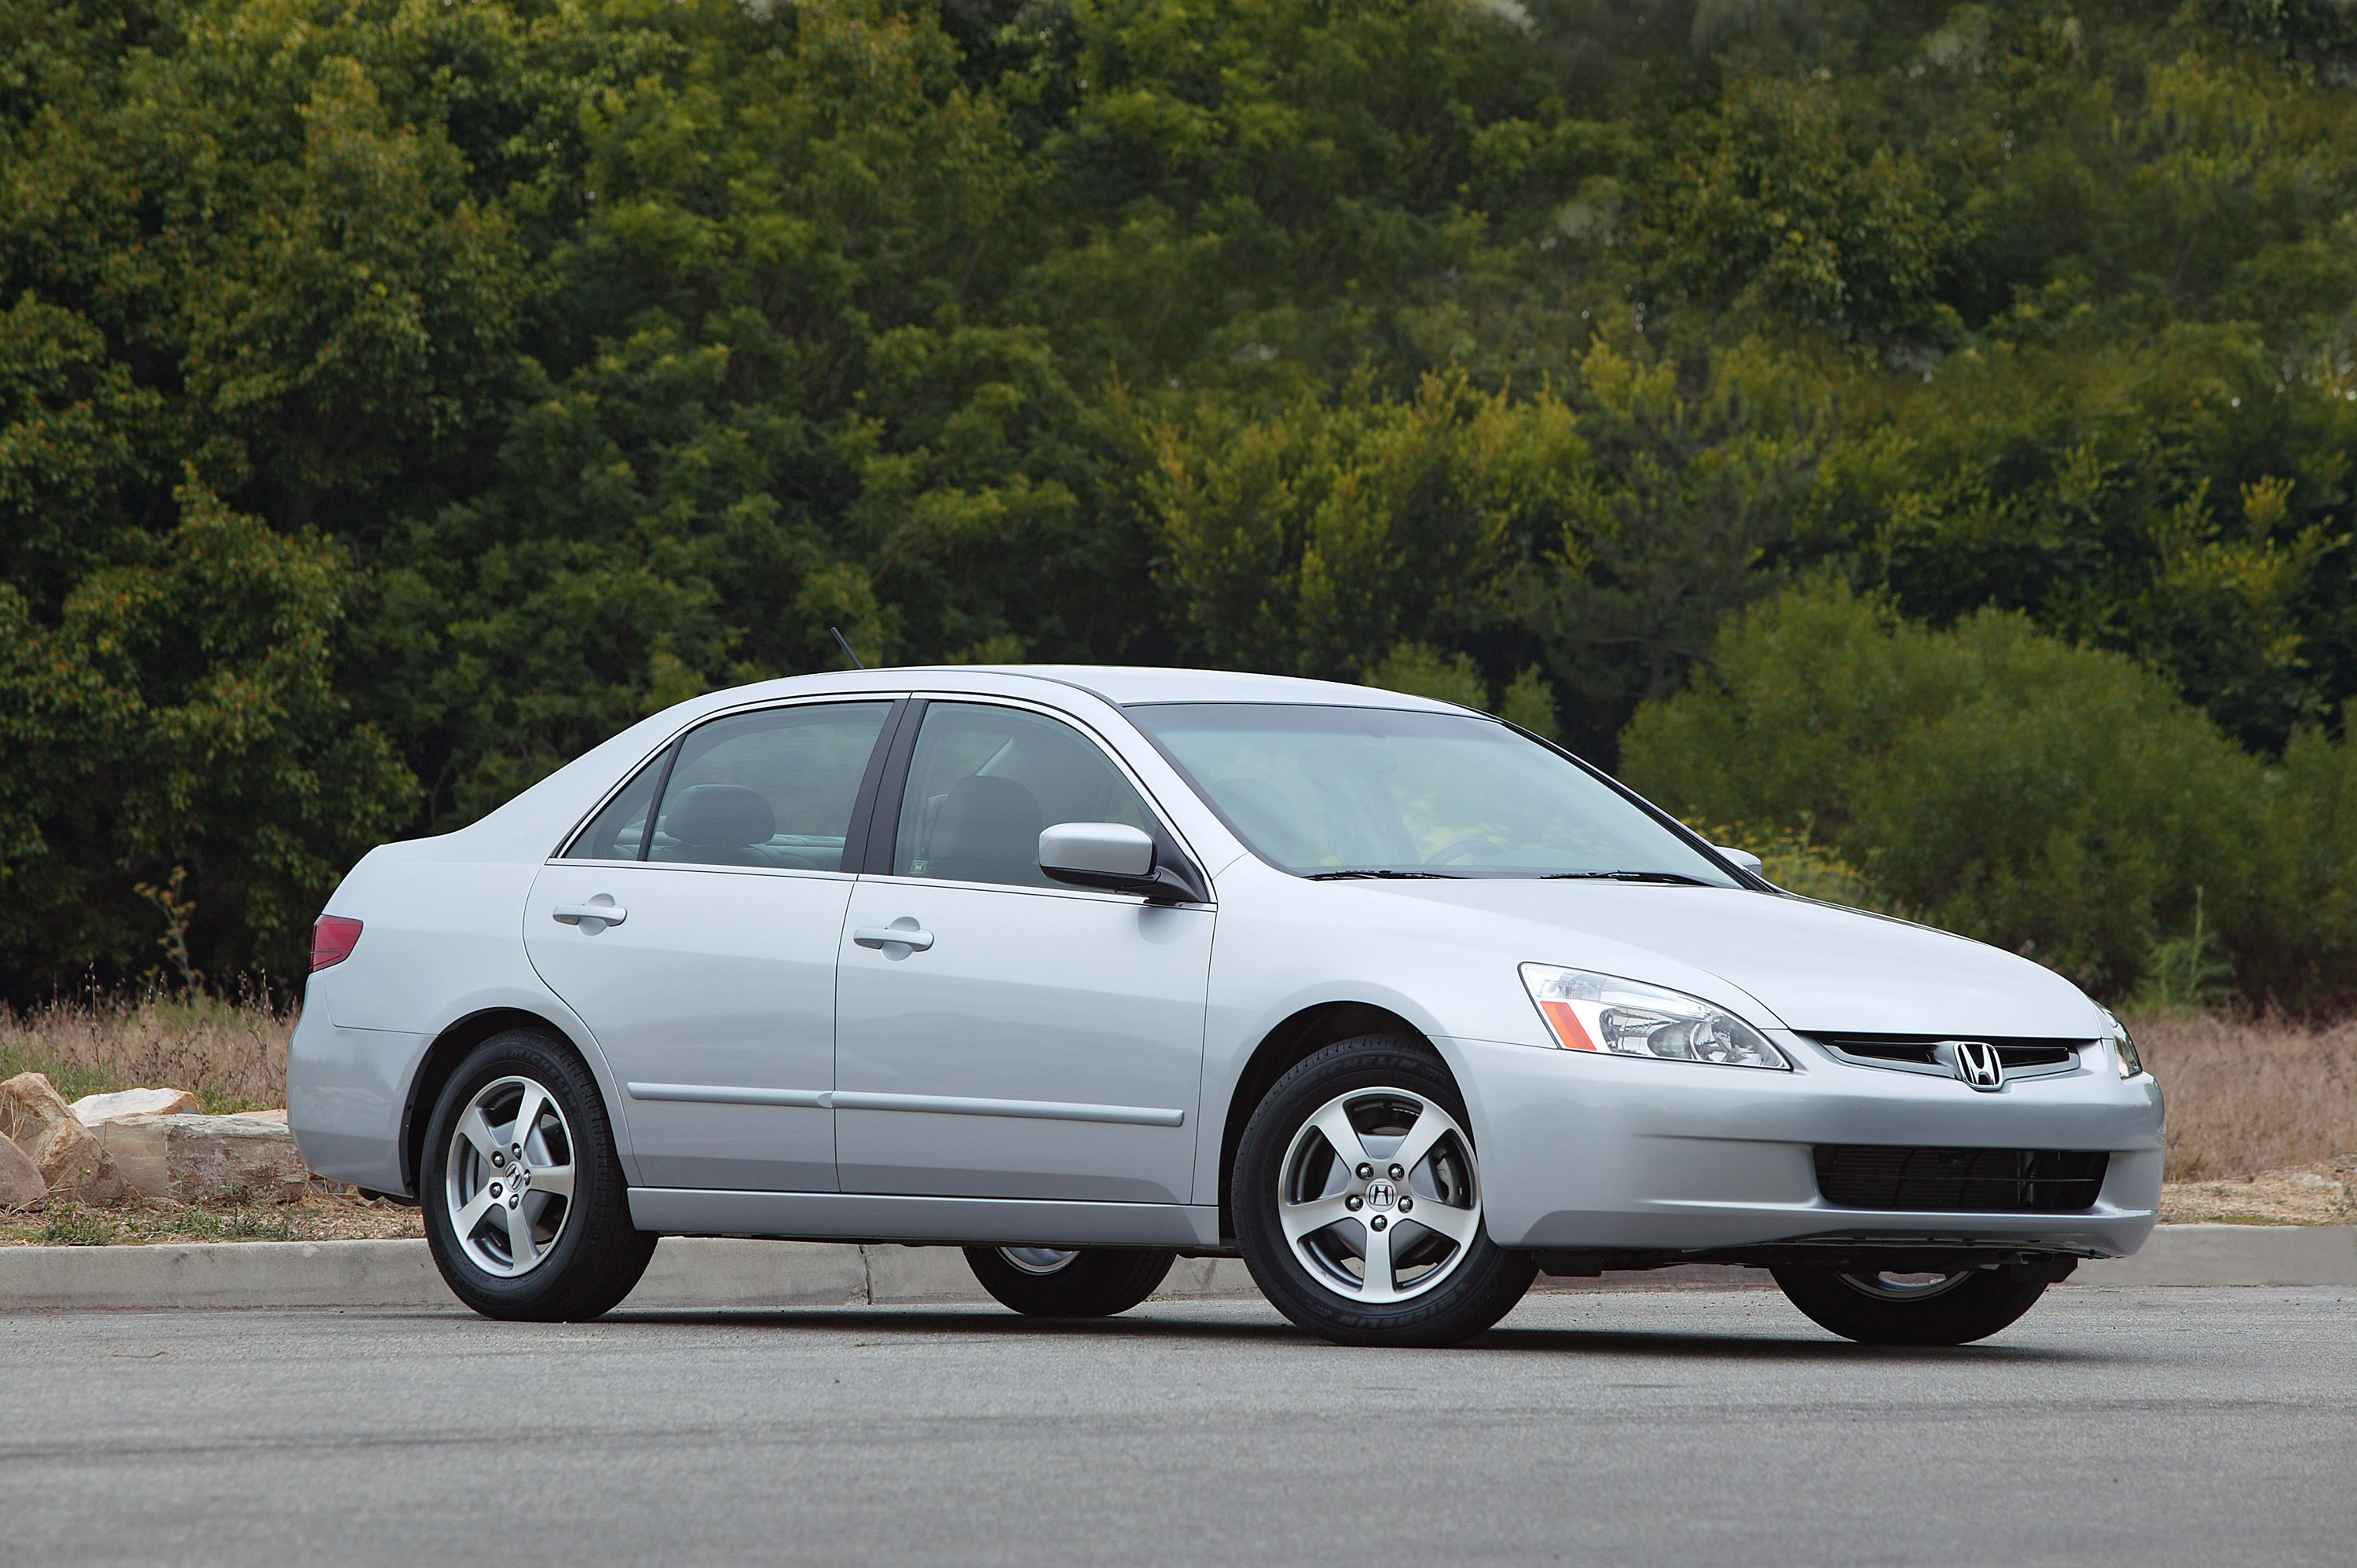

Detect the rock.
xmin=70 ymin=1087 xmax=197 ymax=1126
xmin=99 ymin=1112 xmax=309 ymax=1203
xmin=0 ymin=1073 xmax=129 ymax=1203
xmin=0 ymin=1134 xmax=42 ymax=1209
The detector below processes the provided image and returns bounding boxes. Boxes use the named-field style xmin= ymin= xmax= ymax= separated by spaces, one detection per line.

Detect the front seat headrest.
xmin=928 ymin=775 xmax=1044 ymax=883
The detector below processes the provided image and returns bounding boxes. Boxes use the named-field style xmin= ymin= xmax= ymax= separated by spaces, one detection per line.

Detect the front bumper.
xmin=1450 ymin=1031 xmax=2165 ymax=1258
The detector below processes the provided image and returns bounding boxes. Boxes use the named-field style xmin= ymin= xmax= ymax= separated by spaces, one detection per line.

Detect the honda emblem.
xmin=1946 ymin=1039 xmax=2004 ymax=1091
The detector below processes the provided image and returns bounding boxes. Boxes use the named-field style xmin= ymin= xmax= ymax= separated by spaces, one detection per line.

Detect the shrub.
xmin=1620 ymin=581 xmax=2269 ymax=1000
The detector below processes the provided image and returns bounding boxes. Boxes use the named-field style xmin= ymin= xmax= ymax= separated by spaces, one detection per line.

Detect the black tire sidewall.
xmin=421 ymin=1028 xmax=649 ymax=1320
xmin=1770 ymin=1265 xmax=2049 ymax=1346
xmin=1233 ymin=1035 xmax=1534 ymax=1347
xmin=961 ymin=1246 xmax=1177 ymax=1317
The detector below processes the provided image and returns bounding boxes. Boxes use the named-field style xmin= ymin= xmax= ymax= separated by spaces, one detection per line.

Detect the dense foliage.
xmin=10 ymin=0 xmax=2357 ymax=1004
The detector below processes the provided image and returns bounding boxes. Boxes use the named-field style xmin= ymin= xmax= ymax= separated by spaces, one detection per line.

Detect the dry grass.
xmin=3 ymin=994 xmax=2354 ymax=1214
xmin=0 ymin=991 xmax=289 ymax=1112
xmin=2128 ymin=1010 xmax=2357 ymax=1181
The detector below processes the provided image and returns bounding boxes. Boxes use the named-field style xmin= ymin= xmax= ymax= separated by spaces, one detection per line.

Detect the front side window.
xmin=893 ymin=702 xmax=1157 ymax=888
xmin=1127 ymin=703 xmax=1735 ymax=883
xmin=645 ymin=702 xmax=893 ymax=870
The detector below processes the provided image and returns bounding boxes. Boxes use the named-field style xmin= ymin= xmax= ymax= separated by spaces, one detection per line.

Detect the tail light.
xmin=311 ymin=915 xmax=363 ymax=972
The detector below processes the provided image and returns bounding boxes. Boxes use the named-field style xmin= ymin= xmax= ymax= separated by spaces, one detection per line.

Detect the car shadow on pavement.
xmin=1470 ymin=1324 xmax=2131 ymax=1365
xmin=581 ymin=1306 xmax=2128 ymax=1363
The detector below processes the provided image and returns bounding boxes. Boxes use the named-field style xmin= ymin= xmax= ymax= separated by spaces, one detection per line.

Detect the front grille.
xmin=1805 ymin=1035 xmax=2084 ymax=1079
xmin=1814 ymin=1145 xmax=2109 ymax=1213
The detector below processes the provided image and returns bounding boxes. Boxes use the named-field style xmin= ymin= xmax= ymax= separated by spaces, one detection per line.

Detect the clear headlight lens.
xmin=1520 ymin=965 xmax=1788 ymax=1070
xmin=2100 ymin=1007 xmax=2143 ymax=1079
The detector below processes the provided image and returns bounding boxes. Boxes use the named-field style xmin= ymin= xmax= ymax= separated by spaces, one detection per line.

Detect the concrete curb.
xmin=2 ymin=1226 xmax=2348 ymax=1312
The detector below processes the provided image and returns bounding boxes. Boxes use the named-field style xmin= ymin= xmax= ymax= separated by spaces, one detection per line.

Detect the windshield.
xmin=1127 ymin=703 xmax=1737 ymax=884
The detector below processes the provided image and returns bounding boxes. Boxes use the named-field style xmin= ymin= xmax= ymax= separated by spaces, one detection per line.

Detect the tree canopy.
xmin=10 ymin=0 xmax=2357 ymax=1003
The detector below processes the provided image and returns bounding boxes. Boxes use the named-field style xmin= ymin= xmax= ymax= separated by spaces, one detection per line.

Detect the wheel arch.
xmin=1214 ymin=1001 xmax=1460 ymax=1243
xmin=399 ymin=1007 xmax=603 ymax=1196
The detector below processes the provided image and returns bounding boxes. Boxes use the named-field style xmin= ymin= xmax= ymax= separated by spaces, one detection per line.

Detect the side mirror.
xmin=1039 ymin=822 xmax=1204 ymax=903
xmin=1714 ymin=845 xmax=1764 ymax=877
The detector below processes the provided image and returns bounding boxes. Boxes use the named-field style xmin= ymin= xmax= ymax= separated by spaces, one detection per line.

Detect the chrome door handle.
xmin=853 ymin=925 xmax=933 ymax=951
xmin=553 ymin=903 xmax=627 ymax=926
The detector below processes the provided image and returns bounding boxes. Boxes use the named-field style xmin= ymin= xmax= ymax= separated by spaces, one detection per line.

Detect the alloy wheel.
xmin=1276 ymin=1086 xmax=1482 ymax=1304
xmin=443 ymin=1075 xmax=577 ymax=1278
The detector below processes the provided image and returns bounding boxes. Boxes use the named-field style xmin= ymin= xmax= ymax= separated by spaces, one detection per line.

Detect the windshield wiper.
xmin=1306 ymin=869 xmax=1461 ymax=881
xmin=1540 ymin=870 xmax=1717 ymax=886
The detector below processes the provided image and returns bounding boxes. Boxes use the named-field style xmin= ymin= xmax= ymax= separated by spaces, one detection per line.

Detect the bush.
xmin=1620 ymin=581 xmax=2271 ymax=1001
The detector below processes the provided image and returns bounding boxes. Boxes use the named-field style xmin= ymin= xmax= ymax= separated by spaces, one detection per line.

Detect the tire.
xmin=1771 ymin=1264 xmax=2050 ymax=1346
xmin=1233 ymin=1035 xmax=1535 ymax=1347
xmin=420 ymin=1028 xmax=656 ymax=1321
xmin=962 ymin=1246 xmax=1176 ymax=1317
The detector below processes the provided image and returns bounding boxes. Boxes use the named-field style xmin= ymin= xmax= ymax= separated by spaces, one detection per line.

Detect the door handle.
xmin=853 ymin=925 xmax=933 ymax=951
xmin=553 ymin=902 xmax=628 ymax=927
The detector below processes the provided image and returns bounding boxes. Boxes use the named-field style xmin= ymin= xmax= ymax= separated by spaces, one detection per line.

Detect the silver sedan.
xmin=289 ymin=667 xmax=2162 ymax=1346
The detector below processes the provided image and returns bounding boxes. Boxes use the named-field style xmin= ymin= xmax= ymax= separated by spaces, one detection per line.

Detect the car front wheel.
xmin=1771 ymin=1264 xmax=2051 ymax=1346
xmin=1233 ymin=1036 xmax=1534 ymax=1347
xmin=421 ymin=1028 xmax=656 ymax=1321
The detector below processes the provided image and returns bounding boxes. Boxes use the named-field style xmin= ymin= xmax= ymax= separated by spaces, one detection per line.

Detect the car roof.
xmin=894 ymin=665 xmax=1472 ymax=713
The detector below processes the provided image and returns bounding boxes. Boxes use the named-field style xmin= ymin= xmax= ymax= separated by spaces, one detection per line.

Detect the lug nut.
xmin=489 ymin=1182 xmax=502 ymax=1198
xmin=1355 ymin=1163 xmax=1373 ymax=1180
xmin=1370 ymin=1215 xmax=1387 ymax=1232
xmin=491 ymin=1152 xmax=505 ymax=1168
xmin=1398 ymin=1197 xmax=1413 ymax=1213
xmin=1345 ymin=1195 xmax=1363 ymax=1211
xmin=508 ymin=1194 xmax=519 ymax=1210
xmin=511 ymin=1144 xmax=522 ymax=1158
xmin=1389 ymin=1163 xmax=1404 ymax=1180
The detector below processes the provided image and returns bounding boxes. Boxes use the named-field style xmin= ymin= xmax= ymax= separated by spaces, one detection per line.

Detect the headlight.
xmin=2100 ymin=1007 xmax=2143 ymax=1079
xmin=1520 ymin=965 xmax=1788 ymax=1069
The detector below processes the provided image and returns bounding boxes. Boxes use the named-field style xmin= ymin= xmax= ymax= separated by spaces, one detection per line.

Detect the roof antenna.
xmin=830 ymin=626 xmax=867 ymax=671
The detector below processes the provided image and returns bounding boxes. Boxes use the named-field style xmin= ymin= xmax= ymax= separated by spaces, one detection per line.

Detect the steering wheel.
xmin=1426 ymin=837 xmax=1505 ymax=866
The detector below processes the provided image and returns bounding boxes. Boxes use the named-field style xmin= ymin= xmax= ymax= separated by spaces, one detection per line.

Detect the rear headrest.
xmin=667 ymin=785 xmax=775 ymax=848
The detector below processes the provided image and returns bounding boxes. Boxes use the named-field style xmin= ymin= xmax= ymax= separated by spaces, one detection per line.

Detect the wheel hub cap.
xmin=443 ymin=1075 xmax=577 ymax=1279
xmin=1274 ymin=1086 xmax=1483 ymax=1306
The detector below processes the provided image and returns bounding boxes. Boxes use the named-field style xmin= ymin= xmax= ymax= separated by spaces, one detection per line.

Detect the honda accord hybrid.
xmin=289 ymin=667 xmax=2162 ymax=1346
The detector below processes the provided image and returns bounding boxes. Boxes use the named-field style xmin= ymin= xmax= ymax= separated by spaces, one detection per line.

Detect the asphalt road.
xmin=3 ymin=1284 xmax=2350 ymax=1567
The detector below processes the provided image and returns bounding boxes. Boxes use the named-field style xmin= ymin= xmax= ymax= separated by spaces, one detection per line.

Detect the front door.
xmin=526 ymin=698 xmax=897 ymax=1191
xmin=834 ymin=701 xmax=1213 ymax=1203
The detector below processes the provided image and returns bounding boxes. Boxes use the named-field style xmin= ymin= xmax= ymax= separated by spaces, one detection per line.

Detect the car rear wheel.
xmin=421 ymin=1028 xmax=655 ymax=1321
xmin=962 ymin=1245 xmax=1176 ymax=1317
xmin=1771 ymin=1264 xmax=2050 ymax=1346
xmin=1233 ymin=1035 xmax=1534 ymax=1347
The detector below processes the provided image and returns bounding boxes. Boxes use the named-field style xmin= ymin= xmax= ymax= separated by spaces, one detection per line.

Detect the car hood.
xmin=1372 ymin=879 xmax=2102 ymax=1039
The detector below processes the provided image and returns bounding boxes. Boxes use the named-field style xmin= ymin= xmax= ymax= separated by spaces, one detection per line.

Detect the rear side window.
xmin=565 ymin=751 xmax=667 ymax=861
xmin=647 ymin=702 xmax=893 ymax=870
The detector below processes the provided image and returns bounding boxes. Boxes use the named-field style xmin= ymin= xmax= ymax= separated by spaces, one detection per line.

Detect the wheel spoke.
xmin=1402 ymin=1200 xmax=1479 ymax=1249
xmin=530 ymin=1162 xmax=574 ymax=1201
xmin=1390 ymin=1101 xmax=1454 ymax=1179
xmin=501 ymin=1200 xmax=537 ymax=1273
xmin=506 ymin=1083 xmax=548 ymax=1152
xmin=1279 ymin=1193 xmax=1354 ymax=1244
xmin=453 ymin=1187 xmax=499 ymax=1240
xmin=1355 ymin=1218 xmax=1399 ymax=1303
xmin=1309 ymin=1101 xmax=1372 ymax=1172
xmin=455 ymin=1106 xmax=500 ymax=1164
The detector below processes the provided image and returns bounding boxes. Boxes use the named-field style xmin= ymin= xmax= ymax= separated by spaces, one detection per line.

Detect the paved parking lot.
xmin=4 ymin=1284 xmax=2351 ymax=1566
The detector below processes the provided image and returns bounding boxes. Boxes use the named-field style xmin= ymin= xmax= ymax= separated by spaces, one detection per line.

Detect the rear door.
xmin=833 ymin=699 xmax=1214 ymax=1203
xmin=526 ymin=698 xmax=900 ymax=1192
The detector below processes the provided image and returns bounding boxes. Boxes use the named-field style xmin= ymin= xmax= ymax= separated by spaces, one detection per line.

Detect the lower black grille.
xmin=1815 ymin=1145 xmax=2109 ymax=1213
